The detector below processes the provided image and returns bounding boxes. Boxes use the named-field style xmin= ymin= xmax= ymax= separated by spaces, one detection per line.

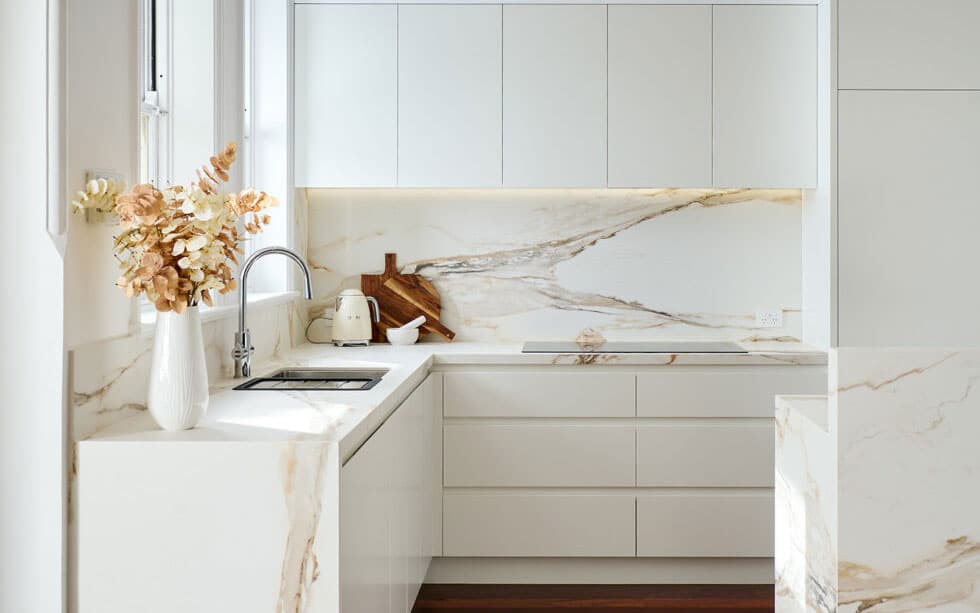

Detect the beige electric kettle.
xmin=332 ymin=289 xmax=380 ymax=346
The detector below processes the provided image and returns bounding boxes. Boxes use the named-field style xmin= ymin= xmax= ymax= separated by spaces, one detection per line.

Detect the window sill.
xmin=139 ymin=291 xmax=300 ymax=337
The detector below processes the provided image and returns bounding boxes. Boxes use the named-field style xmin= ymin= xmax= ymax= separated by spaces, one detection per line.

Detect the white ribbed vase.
xmin=147 ymin=306 xmax=209 ymax=431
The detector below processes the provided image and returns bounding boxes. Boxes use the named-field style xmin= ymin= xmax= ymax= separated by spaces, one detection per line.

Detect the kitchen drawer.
xmin=444 ymin=372 xmax=635 ymax=418
xmin=637 ymin=494 xmax=773 ymax=557
xmin=637 ymin=368 xmax=825 ymax=418
xmin=444 ymin=424 xmax=635 ymax=487
xmin=443 ymin=494 xmax=635 ymax=557
xmin=637 ymin=424 xmax=773 ymax=487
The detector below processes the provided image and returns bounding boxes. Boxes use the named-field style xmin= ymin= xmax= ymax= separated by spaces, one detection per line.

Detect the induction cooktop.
xmin=521 ymin=341 xmax=748 ymax=354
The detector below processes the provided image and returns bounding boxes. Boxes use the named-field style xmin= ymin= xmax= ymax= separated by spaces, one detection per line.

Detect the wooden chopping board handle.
xmin=384 ymin=253 xmax=398 ymax=277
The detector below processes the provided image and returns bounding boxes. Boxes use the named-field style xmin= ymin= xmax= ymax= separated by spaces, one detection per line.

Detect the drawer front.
xmin=444 ymin=424 xmax=635 ymax=487
xmin=637 ymin=368 xmax=825 ymax=418
xmin=637 ymin=494 xmax=774 ymax=557
xmin=445 ymin=372 xmax=635 ymax=418
xmin=443 ymin=494 xmax=635 ymax=557
xmin=637 ymin=424 xmax=773 ymax=487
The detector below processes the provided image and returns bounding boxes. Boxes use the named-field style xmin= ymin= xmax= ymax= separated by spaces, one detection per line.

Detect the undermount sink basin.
xmin=234 ymin=368 xmax=388 ymax=391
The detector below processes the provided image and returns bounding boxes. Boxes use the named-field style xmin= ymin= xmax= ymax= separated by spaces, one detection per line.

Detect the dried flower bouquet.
xmin=72 ymin=142 xmax=277 ymax=313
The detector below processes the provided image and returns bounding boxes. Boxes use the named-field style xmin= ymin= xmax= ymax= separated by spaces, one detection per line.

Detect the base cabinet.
xmin=340 ymin=374 xmax=440 ymax=613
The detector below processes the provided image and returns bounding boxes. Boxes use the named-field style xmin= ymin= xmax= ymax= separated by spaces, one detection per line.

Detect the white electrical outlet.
xmin=755 ymin=310 xmax=783 ymax=328
xmin=83 ymin=169 xmax=126 ymax=225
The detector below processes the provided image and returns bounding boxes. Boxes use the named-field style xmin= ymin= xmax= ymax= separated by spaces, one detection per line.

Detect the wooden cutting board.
xmin=361 ymin=253 xmax=456 ymax=343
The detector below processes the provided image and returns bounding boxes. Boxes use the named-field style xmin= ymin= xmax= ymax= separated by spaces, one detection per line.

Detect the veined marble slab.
xmin=776 ymin=348 xmax=980 ymax=613
xmin=836 ymin=349 xmax=980 ymax=613
xmin=305 ymin=188 xmax=803 ymax=343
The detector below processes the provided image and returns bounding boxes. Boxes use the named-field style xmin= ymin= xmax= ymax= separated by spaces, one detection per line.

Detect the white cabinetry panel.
xmin=294 ymin=4 xmax=397 ymax=187
xmin=637 ymin=368 xmax=826 ymax=418
xmin=637 ymin=424 xmax=774 ymax=487
xmin=608 ymin=5 xmax=711 ymax=188
xmin=839 ymin=91 xmax=980 ymax=345
xmin=443 ymin=494 xmax=635 ymax=557
xmin=839 ymin=0 xmax=980 ymax=90
xmin=502 ymin=5 xmax=607 ymax=187
xmin=341 ymin=416 xmax=392 ymax=613
xmin=398 ymin=5 xmax=502 ymax=187
xmin=444 ymin=424 xmax=635 ymax=487
xmin=444 ymin=372 xmax=635 ymax=418
xmin=637 ymin=494 xmax=774 ymax=557
xmin=713 ymin=5 xmax=816 ymax=188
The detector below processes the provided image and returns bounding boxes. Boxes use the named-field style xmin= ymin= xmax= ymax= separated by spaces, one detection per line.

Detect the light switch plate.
xmin=755 ymin=310 xmax=783 ymax=328
xmin=83 ymin=169 xmax=125 ymax=225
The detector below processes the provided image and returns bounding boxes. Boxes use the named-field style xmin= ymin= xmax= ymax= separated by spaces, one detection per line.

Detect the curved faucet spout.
xmin=233 ymin=246 xmax=314 ymax=378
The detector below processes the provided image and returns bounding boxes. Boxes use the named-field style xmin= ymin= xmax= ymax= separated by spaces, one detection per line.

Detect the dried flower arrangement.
xmin=72 ymin=142 xmax=277 ymax=313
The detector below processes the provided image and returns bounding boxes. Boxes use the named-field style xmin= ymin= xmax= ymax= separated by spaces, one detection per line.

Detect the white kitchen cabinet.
xmin=502 ymin=5 xmax=607 ymax=187
xmin=608 ymin=5 xmax=711 ymax=188
xmin=839 ymin=0 xmax=980 ymax=90
xmin=713 ymin=5 xmax=817 ymax=188
xmin=838 ymin=91 xmax=980 ymax=346
xmin=341 ymin=415 xmax=392 ymax=613
xmin=444 ymin=371 xmax=634 ymax=418
xmin=636 ymin=424 xmax=774 ymax=487
xmin=294 ymin=4 xmax=397 ymax=187
xmin=340 ymin=375 xmax=438 ymax=613
xmin=398 ymin=5 xmax=502 ymax=187
xmin=637 ymin=368 xmax=826 ymax=418
xmin=443 ymin=494 xmax=635 ymax=557
xmin=444 ymin=424 xmax=635 ymax=487
xmin=637 ymin=494 xmax=774 ymax=557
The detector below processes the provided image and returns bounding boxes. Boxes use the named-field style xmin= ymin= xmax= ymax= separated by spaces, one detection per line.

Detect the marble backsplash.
xmin=305 ymin=188 xmax=803 ymax=343
xmin=69 ymin=298 xmax=305 ymax=441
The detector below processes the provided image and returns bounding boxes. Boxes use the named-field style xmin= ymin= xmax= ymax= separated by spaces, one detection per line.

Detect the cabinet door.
xmin=503 ymin=5 xmax=606 ymax=187
xmin=838 ymin=91 xmax=980 ymax=345
xmin=340 ymin=421 xmax=392 ymax=613
xmin=637 ymin=424 xmax=774 ymax=487
xmin=608 ymin=6 xmax=711 ymax=188
xmin=839 ymin=0 xmax=980 ymax=90
xmin=637 ymin=494 xmax=773 ymax=557
xmin=713 ymin=6 xmax=816 ymax=188
xmin=294 ymin=5 xmax=397 ymax=187
xmin=398 ymin=5 xmax=502 ymax=187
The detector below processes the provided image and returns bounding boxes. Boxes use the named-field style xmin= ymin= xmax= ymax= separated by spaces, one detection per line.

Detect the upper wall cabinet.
xmin=398 ymin=6 xmax=503 ymax=187
xmin=839 ymin=0 xmax=980 ymax=90
xmin=502 ymin=5 xmax=607 ymax=188
xmin=608 ymin=5 xmax=711 ymax=188
xmin=294 ymin=5 xmax=397 ymax=187
xmin=713 ymin=6 xmax=817 ymax=188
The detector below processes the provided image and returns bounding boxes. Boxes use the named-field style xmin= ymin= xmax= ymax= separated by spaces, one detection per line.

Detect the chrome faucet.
xmin=233 ymin=246 xmax=314 ymax=378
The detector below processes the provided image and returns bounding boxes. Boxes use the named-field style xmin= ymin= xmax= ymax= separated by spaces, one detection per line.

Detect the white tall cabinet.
xmin=398 ymin=5 xmax=503 ymax=187
xmin=294 ymin=4 xmax=397 ymax=187
xmin=713 ymin=5 xmax=817 ymax=188
xmin=502 ymin=5 xmax=607 ymax=187
xmin=607 ymin=5 xmax=711 ymax=188
xmin=837 ymin=0 xmax=980 ymax=346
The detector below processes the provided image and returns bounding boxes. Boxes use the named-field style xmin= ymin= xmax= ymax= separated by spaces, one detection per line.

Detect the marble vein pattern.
xmin=277 ymin=442 xmax=331 ymax=613
xmin=775 ymin=395 xmax=836 ymax=613
xmin=305 ymin=188 xmax=803 ymax=343
xmin=835 ymin=348 xmax=980 ymax=613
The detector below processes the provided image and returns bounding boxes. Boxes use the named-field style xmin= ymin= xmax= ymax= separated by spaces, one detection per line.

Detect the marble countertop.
xmin=775 ymin=393 xmax=829 ymax=431
xmin=84 ymin=340 xmax=826 ymax=458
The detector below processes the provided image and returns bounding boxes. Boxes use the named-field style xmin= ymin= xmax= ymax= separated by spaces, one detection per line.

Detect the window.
xmin=138 ymin=0 xmax=290 ymax=327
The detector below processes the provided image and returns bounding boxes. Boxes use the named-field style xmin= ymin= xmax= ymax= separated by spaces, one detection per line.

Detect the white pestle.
xmin=397 ymin=316 xmax=426 ymax=330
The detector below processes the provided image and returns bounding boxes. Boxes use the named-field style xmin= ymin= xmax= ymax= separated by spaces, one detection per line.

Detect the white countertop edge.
xmin=775 ymin=394 xmax=829 ymax=432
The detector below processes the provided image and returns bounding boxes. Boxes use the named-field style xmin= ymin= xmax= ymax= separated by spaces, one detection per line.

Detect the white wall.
xmin=0 ymin=3 xmax=67 ymax=613
xmin=64 ymin=0 xmax=139 ymax=347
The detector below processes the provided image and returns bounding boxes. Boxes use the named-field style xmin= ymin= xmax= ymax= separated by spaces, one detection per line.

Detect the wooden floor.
xmin=413 ymin=584 xmax=774 ymax=613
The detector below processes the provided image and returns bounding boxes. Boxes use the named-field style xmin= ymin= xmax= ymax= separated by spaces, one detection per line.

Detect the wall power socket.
xmin=755 ymin=310 xmax=783 ymax=328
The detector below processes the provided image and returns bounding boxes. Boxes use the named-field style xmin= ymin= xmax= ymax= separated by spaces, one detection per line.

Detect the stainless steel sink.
xmin=234 ymin=368 xmax=388 ymax=391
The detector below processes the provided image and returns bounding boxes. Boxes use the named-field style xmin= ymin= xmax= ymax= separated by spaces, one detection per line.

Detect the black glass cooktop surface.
xmin=521 ymin=341 xmax=748 ymax=354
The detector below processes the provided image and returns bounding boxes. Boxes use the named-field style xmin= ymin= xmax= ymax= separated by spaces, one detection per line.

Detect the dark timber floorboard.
xmin=412 ymin=584 xmax=774 ymax=613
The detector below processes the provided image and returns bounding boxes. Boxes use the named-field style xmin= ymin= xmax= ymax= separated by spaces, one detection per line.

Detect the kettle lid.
xmin=338 ymin=289 xmax=366 ymax=297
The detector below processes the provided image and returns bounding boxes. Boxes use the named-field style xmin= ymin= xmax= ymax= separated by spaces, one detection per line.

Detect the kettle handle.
xmin=366 ymin=296 xmax=380 ymax=322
